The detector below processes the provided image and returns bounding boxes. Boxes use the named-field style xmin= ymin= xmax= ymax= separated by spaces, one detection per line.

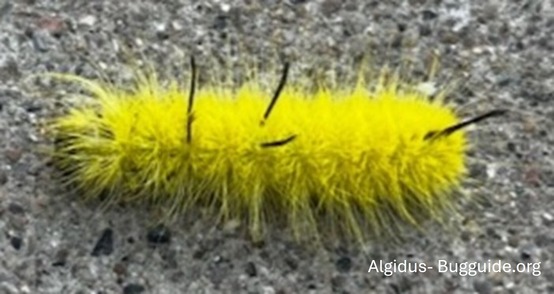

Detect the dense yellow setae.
xmin=49 ymin=58 xmax=504 ymax=244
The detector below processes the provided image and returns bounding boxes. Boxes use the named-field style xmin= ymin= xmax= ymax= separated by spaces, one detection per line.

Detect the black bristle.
xmin=261 ymin=62 xmax=290 ymax=125
xmin=260 ymin=134 xmax=297 ymax=148
xmin=425 ymin=109 xmax=507 ymax=140
xmin=186 ymin=56 xmax=197 ymax=144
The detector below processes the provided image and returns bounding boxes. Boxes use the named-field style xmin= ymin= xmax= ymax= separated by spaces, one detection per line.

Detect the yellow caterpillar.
xmin=48 ymin=57 xmax=505 ymax=244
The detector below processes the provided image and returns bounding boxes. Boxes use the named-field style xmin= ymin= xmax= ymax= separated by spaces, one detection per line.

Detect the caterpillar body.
xmin=49 ymin=57 xmax=504 ymax=244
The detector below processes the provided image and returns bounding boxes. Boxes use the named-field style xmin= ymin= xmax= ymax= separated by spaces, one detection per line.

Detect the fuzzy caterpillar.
xmin=48 ymin=57 xmax=505 ymax=244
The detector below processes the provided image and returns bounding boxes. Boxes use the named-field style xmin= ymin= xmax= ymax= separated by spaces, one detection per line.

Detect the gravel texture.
xmin=1 ymin=0 xmax=553 ymax=293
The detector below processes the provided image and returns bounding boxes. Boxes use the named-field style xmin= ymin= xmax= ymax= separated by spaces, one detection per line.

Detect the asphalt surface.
xmin=0 ymin=0 xmax=552 ymax=293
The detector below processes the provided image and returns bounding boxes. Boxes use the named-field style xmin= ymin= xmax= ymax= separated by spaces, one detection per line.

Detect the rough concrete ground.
xmin=0 ymin=0 xmax=553 ymax=293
